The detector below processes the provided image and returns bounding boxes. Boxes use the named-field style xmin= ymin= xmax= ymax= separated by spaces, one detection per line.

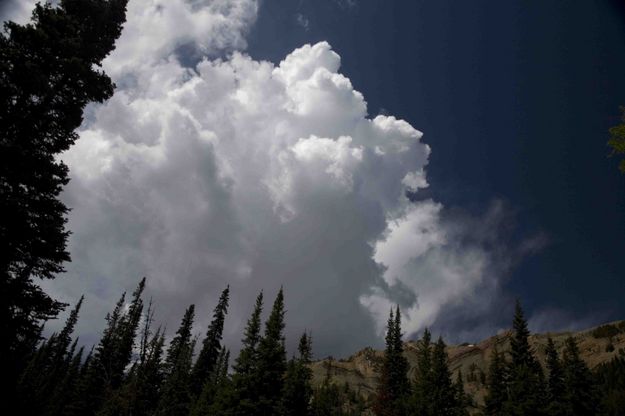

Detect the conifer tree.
xmin=68 ymin=278 xmax=146 ymax=416
xmin=256 ymin=288 xmax=287 ymax=415
xmin=156 ymin=305 xmax=196 ymax=416
xmin=484 ymin=347 xmax=508 ymax=416
xmin=410 ymin=327 xmax=432 ymax=414
xmin=504 ymin=300 xmax=546 ymax=416
xmin=281 ymin=332 xmax=314 ymax=416
xmin=545 ymin=337 xmax=566 ymax=416
xmin=17 ymin=296 xmax=84 ymax=414
xmin=191 ymin=286 xmax=230 ymax=397
xmin=454 ymin=369 xmax=470 ymax=414
xmin=374 ymin=307 xmax=410 ymax=416
xmin=430 ymin=337 xmax=463 ymax=415
xmin=0 ymin=0 xmax=128 ymax=387
xmin=191 ymin=347 xmax=232 ymax=416
xmin=562 ymin=336 xmax=598 ymax=416
xmin=231 ymin=292 xmax=264 ymax=416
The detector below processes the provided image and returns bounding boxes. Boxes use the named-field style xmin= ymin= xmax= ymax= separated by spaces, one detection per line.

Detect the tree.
xmin=504 ymin=300 xmax=546 ymax=416
xmin=410 ymin=327 xmax=432 ymax=414
xmin=608 ymin=106 xmax=625 ymax=173
xmin=231 ymin=291 xmax=264 ymax=416
xmin=256 ymin=287 xmax=287 ymax=415
xmin=545 ymin=338 xmax=566 ymax=416
xmin=156 ymin=305 xmax=196 ymax=416
xmin=281 ymin=332 xmax=314 ymax=416
xmin=484 ymin=347 xmax=508 ymax=416
xmin=191 ymin=286 xmax=230 ymax=397
xmin=0 ymin=0 xmax=128 ymax=387
xmin=16 ymin=296 xmax=84 ymax=414
xmin=562 ymin=336 xmax=598 ymax=416
xmin=374 ymin=307 xmax=410 ymax=416
xmin=68 ymin=278 xmax=146 ymax=416
xmin=191 ymin=347 xmax=232 ymax=416
xmin=430 ymin=337 xmax=465 ymax=415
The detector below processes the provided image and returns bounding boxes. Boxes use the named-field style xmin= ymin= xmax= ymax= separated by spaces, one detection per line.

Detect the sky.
xmin=2 ymin=0 xmax=624 ymax=358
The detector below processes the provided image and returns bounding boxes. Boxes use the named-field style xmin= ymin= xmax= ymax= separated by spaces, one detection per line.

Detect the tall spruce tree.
xmin=156 ymin=305 xmax=196 ymax=416
xmin=430 ymin=337 xmax=464 ymax=415
xmin=232 ymin=291 xmax=264 ymax=416
xmin=562 ymin=336 xmax=598 ymax=416
xmin=410 ymin=327 xmax=432 ymax=414
xmin=191 ymin=286 xmax=230 ymax=397
xmin=191 ymin=347 xmax=232 ymax=416
xmin=281 ymin=332 xmax=314 ymax=416
xmin=256 ymin=288 xmax=287 ymax=415
xmin=484 ymin=346 xmax=508 ymax=416
xmin=0 ymin=0 xmax=128 ymax=387
xmin=374 ymin=307 xmax=410 ymax=416
xmin=504 ymin=300 xmax=546 ymax=416
xmin=16 ymin=296 xmax=84 ymax=414
xmin=68 ymin=278 xmax=146 ymax=416
xmin=545 ymin=337 xmax=567 ymax=416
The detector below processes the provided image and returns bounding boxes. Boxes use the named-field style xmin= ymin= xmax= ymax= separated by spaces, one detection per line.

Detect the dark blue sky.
xmin=247 ymin=0 xmax=625 ymax=329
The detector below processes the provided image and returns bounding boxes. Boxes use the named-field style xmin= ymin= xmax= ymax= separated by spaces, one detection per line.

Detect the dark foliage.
xmin=0 ymin=0 xmax=127 ymax=389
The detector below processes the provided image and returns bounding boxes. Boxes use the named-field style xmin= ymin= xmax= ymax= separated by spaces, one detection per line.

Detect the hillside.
xmin=311 ymin=320 xmax=625 ymax=411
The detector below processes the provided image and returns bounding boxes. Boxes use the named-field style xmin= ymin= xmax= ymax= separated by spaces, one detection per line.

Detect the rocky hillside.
xmin=310 ymin=320 xmax=625 ymax=410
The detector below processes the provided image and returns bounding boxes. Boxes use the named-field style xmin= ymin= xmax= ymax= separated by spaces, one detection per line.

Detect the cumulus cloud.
xmin=20 ymin=0 xmax=543 ymax=355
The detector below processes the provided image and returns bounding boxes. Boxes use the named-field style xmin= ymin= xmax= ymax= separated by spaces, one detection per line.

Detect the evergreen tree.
xmin=430 ymin=337 xmax=463 ymax=415
xmin=562 ymin=336 xmax=598 ymax=416
xmin=191 ymin=285 xmax=230 ymax=397
xmin=231 ymin=292 xmax=264 ymax=416
xmin=256 ymin=288 xmax=287 ymax=415
xmin=504 ymin=300 xmax=546 ymax=416
xmin=594 ymin=355 xmax=625 ymax=415
xmin=374 ymin=307 xmax=410 ymax=416
xmin=0 ymin=0 xmax=128 ymax=388
xmin=484 ymin=347 xmax=508 ymax=416
xmin=191 ymin=347 xmax=232 ymax=416
xmin=68 ymin=278 xmax=146 ymax=416
xmin=17 ymin=296 xmax=84 ymax=414
xmin=156 ymin=305 xmax=196 ymax=416
xmin=47 ymin=345 xmax=84 ymax=416
xmin=410 ymin=327 xmax=432 ymax=414
xmin=545 ymin=337 xmax=567 ymax=416
xmin=281 ymin=332 xmax=314 ymax=416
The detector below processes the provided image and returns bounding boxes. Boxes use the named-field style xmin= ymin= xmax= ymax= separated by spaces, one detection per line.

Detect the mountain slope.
xmin=311 ymin=320 xmax=625 ymax=410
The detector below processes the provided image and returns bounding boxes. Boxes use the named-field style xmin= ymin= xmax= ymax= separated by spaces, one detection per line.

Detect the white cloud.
xmin=25 ymin=0 xmax=543 ymax=354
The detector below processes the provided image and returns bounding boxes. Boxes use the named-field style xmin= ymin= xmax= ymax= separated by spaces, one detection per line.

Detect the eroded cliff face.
xmin=311 ymin=320 xmax=625 ymax=410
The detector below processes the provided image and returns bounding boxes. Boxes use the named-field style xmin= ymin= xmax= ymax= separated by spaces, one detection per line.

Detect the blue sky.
xmin=2 ymin=0 xmax=624 ymax=357
xmin=248 ymin=0 xmax=625 ymax=328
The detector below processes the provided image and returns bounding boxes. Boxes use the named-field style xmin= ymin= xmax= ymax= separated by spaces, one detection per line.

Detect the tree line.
xmin=15 ymin=278 xmax=371 ymax=415
xmin=373 ymin=301 xmax=625 ymax=416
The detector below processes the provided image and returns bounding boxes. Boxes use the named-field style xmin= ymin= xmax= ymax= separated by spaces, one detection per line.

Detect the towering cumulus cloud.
xmin=17 ymin=0 xmax=534 ymax=354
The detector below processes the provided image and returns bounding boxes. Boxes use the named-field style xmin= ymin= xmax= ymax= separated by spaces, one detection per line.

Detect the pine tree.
xmin=191 ymin=347 xmax=232 ymax=416
xmin=281 ymin=332 xmax=314 ymax=416
xmin=231 ymin=292 xmax=264 ymax=416
xmin=156 ymin=305 xmax=196 ymax=416
xmin=256 ymin=288 xmax=287 ymax=415
xmin=410 ymin=327 xmax=432 ymax=414
xmin=374 ymin=307 xmax=410 ymax=416
xmin=191 ymin=285 xmax=230 ymax=397
xmin=562 ymin=336 xmax=598 ymax=416
xmin=545 ymin=338 xmax=566 ymax=416
xmin=454 ymin=369 xmax=470 ymax=414
xmin=430 ymin=337 xmax=463 ymax=415
xmin=484 ymin=347 xmax=508 ymax=416
xmin=0 ymin=0 xmax=128 ymax=388
xmin=504 ymin=300 xmax=546 ymax=416
xmin=16 ymin=296 xmax=84 ymax=414
xmin=68 ymin=278 xmax=146 ymax=416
